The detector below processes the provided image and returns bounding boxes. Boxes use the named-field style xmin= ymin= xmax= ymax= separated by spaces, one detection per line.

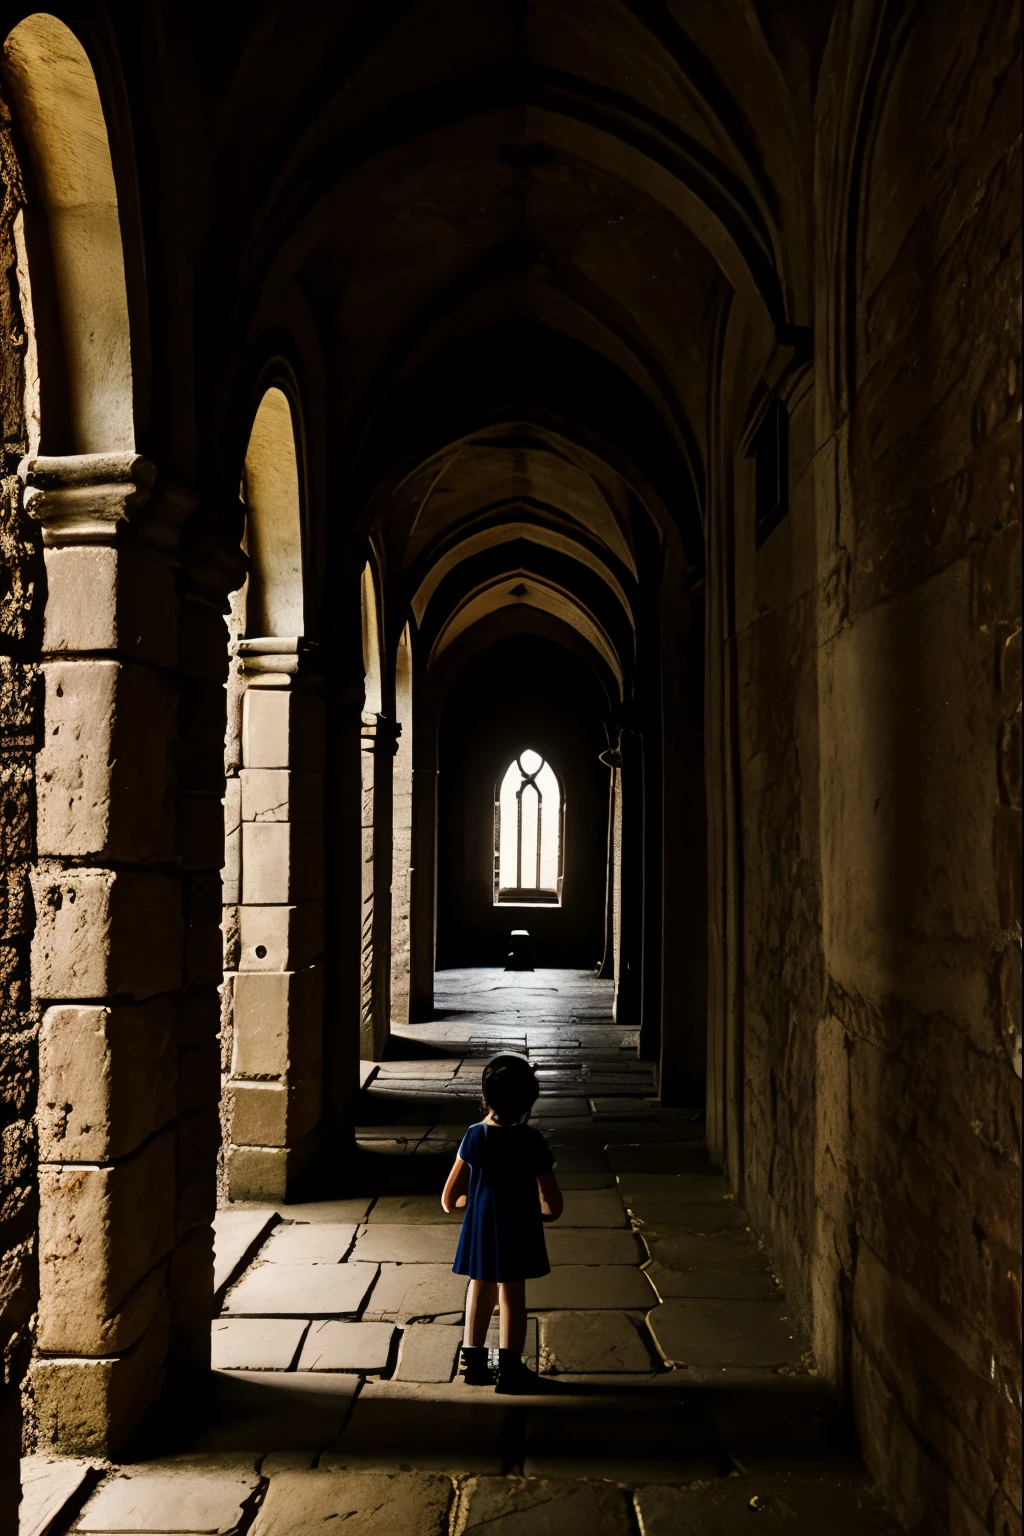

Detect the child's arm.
xmin=441 ymin=1157 xmax=470 ymax=1213
xmin=537 ymin=1169 xmax=563 ymax=1223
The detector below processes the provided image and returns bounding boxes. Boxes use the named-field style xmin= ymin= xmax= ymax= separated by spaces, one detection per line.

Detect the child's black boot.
xmin=495 ymin=1347 xmax=547 ymax=1394
xmin=459 ymin=1345 xmax=494 ymax=1386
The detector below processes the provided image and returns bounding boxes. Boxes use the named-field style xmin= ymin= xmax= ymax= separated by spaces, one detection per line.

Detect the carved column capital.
xmin=19 ymin=452 xmax=156 ymax=545
xmin=234 ymin=636 xmax=319 ymax=688
xmin=360 ymin=713 xmax=402 ymax=755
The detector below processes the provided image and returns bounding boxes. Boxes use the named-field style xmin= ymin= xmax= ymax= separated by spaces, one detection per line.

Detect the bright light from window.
xmin=496 ymin=750 xmax=562 ymax=902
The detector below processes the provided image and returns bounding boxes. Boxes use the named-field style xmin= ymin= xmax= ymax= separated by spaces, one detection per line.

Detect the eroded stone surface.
xmin=211 ymin=1318 xmax=308 ymax=1371
xmin=367 ymin=1196 xmax=464 ymax=1225
xmin=223 ymin=1263 xmax=376 ymax=1318
xmin=213 ymin=1209 xmax=279 ymax=1297
xmin=351 ymin=1224 xmax=459 ymax=1264
xmin=538 ymin=1311 xmax=653 ymax=1374
xmin=545 ymin=1229 xmax=642 ymax=1265
xmin=647 ymin=1298 xmax=805 ymax=1368
xmin=633 ymin=1470 xmax=902 ymax=1534
xmin=78 ymin=1468 xmax=259 ymax=1533
xmin=363 ymin=1264 xmax=468 ymax=1322
xmin=19 ymin=1457 xmax=93 ymax=1536
xmin=297 ymin=1321 xmax=395 ymax=1372
xmin=250 ymin=1469 xmax=454 ymax=1536
xmin=260 ymin=1223 xmax=356 ymax=1264
xmin=455 ymin=1475 xmax=634 ymax=1535
xmin=528 ymin=1266 xmax=655 ymax=1311
xmin=394 ymin=1324 xmax=461 ymax=1382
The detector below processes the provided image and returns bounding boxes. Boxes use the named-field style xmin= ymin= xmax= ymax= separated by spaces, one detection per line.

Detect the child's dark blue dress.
xmin=452 ymin=1121 xmax=555 ymax=1282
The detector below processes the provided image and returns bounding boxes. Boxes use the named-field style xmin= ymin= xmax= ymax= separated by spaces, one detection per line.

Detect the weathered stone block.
xmin=30 ymin=868 xmax=183 ymax=1001
xmin=38 ymin=1000 xmax=175 ymax=1162
xmin=37 ymin=1131 xmax=175 ymax=1355
xmin=393 ymin=1324 xmax=460 ymax=1383
xmin=242 ymin=689 xmax=325 ymax=771
xmin=229 ymin=1074 xmax=322 ymax=1147
xmin=241 ymin=821 xmax=324 ymax=904
xmin=226 ymin=1137 xmax=316 ymax=1203
xmin=42 ymin=545 xmax=178 ymax=666
xmin=36 ymin=660 xmax=176 ymax=861
xmin=78 ymin=1467 xmax=259 ymax=1534
xmin=223 ymin=776 xmax=242 ymax=904
xmin=30 ymin=1304 xmax=168 ymax=1456
xmin=240 ymin=769 xmax=324 ymax=823
xmin=238 ymin=902 xmax=324 ymax=971
xmin=250 ymin=1470 xmax=453 ymax=1536
xmin=231 ymin=966 xmax=323 ymax=1078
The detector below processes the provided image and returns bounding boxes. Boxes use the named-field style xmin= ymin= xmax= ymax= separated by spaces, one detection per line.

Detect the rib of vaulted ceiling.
xmin=203 ymin=0 xmax=828 ymax=690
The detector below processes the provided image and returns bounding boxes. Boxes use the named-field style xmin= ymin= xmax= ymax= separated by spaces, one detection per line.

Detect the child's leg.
xmin=497 ymin=1281 xmax=527 ymax=1354
xmin=464 ymin=1280 xmax=498 ymax=1347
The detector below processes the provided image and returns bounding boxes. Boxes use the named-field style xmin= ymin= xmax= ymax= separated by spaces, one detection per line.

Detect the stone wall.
xmin=734 ymin=5 xmax=1022 ymax=1532
xmin=0 ymin=88 xmax=36 ymax=1532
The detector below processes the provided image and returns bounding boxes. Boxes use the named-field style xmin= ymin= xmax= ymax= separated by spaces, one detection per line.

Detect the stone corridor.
xmin=19 ymin=972 xmax=901 ymax=1534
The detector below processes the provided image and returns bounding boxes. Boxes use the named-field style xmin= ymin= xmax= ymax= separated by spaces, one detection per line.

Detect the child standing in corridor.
xmin=441 ymin=1054 xmax=563 ymax=1392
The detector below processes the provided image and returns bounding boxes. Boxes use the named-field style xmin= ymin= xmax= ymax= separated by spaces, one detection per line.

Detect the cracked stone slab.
xmin=297 ymin=1321 xmax=396 ymax=1372
xmin=259 ymin=1223 xmax=357 ymax=1264
xmin=274 ymin=1199 xmax=373 ymax=1223
xmin=633 ymin=1469 xmax=903 ymax=1534
xmin=545 ymin=1228 xmax=643 ymax=1265
xmin=350 ymin=1224 xmax=460 ymax=1264
xmin=394 ymin=1323 xmax=461 ymax=1382
xmin=223 ymin=1263 xmax=377 ymax=1317
xmin=78 ymin=1468 xmax=260 ymax=1533
xmin=528 ymin=1266 xmax=656 ymax=1310
xmin=211 ymin=1318 xmax=309 ymax=1370
xmin=454 ymin=1474 xmax=634 ymax=1535
xmin=647 ymin=1298 xmax=806 ymax=1368
xmin=250 ymin=1469 xmax=454 ymax=1536
xmin=19 ymin=1457 xmax=94 ymax=1536
xmin=367 ymin=1195 xmax=464 ymax=1224
xmin=362 ymin=1263 xmax=468 ymax=1322
xmin=213 ymin=1208 xmax=279 ymax=1298
xmin=538 ymin=1311 xmax=653 ymax=1374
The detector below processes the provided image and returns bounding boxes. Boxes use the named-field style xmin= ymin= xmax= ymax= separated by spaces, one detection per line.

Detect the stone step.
xmin=317 ymin=1373 xmax=841 ymax=1474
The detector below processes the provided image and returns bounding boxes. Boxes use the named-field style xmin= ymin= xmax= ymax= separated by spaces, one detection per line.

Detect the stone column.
xmin=615 ymin=729 xmax=644 ymax=1027
xmin=390 ymin=713 xmax=413 ymax=1027
xmin=408 ymin=702 xmax=439 ymax=1023
xmin=22 ymin=452 xmax=190 ymax=1454
xmin=360 ymin=712 xmax=399 ymax=1060
xmin=223 ymin=639 xmax=325 ymax=1201
xmin=596 ymin=737 xmax=621 ymax=980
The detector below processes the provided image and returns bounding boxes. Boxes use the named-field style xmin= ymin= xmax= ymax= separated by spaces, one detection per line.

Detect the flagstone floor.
xmin=23 ymin=969 xmax=901 ymax=1536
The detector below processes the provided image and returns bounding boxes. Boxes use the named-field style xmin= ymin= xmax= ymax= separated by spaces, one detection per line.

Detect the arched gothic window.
xmin=495 ymin=750 xmax=564 ymax=904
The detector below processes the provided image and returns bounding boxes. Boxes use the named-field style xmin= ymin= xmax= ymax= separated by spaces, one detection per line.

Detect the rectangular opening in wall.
xmin=751 ymin=396 xmax=789 ymax=548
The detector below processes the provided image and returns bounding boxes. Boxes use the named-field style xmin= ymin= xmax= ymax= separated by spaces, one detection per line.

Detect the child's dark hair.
xmin=481 ymin=1054 xmax=539 ymax=1126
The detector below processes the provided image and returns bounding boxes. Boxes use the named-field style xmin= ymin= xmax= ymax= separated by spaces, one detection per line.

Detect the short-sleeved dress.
xmin=452 ymin=1121 xmax=555 ymax=1282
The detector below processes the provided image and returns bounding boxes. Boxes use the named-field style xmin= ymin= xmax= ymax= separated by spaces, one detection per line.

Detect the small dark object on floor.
xmin=505 ymin=929 xmax=535 ymax=971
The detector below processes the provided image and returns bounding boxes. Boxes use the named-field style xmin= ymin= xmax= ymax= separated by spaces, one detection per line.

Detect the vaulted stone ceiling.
xmin=193 ymin=0 xmax=835 ymax=685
